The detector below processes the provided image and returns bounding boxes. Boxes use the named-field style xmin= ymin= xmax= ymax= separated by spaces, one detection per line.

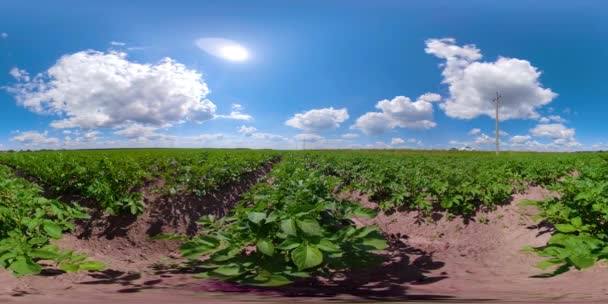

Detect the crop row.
xmin=0 ymin=149 xmax=279 ymax=215
xmin=290 ymin=151 xmax=587 ymax=216
xmin=161 ymin=157 xmax=387 ymax=286
xmin=0 ymin=165 xmax=104 ymax=275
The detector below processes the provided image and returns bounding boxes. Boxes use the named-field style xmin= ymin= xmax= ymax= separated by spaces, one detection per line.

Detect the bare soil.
xmin=2 ymin=176 xmax=608 ymax=303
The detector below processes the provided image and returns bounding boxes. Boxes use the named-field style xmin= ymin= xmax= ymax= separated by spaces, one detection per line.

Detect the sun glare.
xmin=219 ymin=45 xmax=249 ymax=61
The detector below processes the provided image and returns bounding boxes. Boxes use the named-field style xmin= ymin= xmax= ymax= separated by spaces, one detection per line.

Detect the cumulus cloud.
xmin=238 ymin=125 xmax=257 ymax=135
xmin=475 ymin=133 xmax=494 ymax=144
xmin=425 ymin=38 xmax=556 ymax=120
xmin=341 ymin=133 xmax=359 ymax=139
xmin=216 ymin=104 xmax=253 ymax=121
xmin=286 ymin=107 xmax=349 ymax=132
xmin=250 ymin=132 xmax=286 ymax=141
xmin=295 ymin=133 xmax=324 ymax=142
xmin=468 ymin=128 xmax=481 ymax=135
xmin=10 ymin=131 xmax=59 ymax=145
xmin=353 ymin=93 xmax=439 ymax=135
xmin=9 ymin=68 xmax=30 ymax=82
xmin=114 ymin=124 xmax=164 ymax=140
xmin=391 ymin=138 xmax=405 ymax=145
xmin=539 ymin=115 xmax=566 ymax=124
xmin=6 ymin=51 xmax=217 ymax=130
xmin=83 ymin=130 xmax=101 ymax=140
xmin=530 ymin=123 xmax=575 ymax=142
xmin=510 ymin=135 xmax=532 ymax=144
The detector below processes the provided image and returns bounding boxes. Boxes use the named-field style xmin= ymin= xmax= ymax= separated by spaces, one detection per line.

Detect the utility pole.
xmin=494 ymin=92 xmax=501 ymax=156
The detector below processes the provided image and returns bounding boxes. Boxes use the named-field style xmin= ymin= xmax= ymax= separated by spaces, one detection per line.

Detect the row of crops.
xmin=0 ymin=149 xmax=607 ymax=280
xmin=0 ymin=149 xmax=280 ymax=215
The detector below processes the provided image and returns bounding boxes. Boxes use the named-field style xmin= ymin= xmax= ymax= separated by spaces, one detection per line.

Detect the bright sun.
xmin=219 ymin=45 xmax=249 ymax=62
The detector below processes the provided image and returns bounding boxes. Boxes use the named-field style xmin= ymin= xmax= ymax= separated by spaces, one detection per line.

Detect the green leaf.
xmin=568 ymin=255 xmax=596 ymax=270
xmin=296 ymin=218 xmax=324 ymax=236
xmin=280 ymin=218 xmax=297 ymax=236
xmin=77 ymin=261 xmax=105 ymax=271
xmin=180 ymin=237 xmax=220 ymax=259
xmin=361 ymin=237 xmax=388 ymax=250
xmin=9 ymin=257 xmax=42 ymax=276
xmin=317 ymin=239 xmax=340 ymax=252
xmin=212 ymin=264 xmax=243 ymax=277
xmin=351 ymin=207 xmax=377 ymax=218
xmin=59 ymin=263 xmax=80 ymax=272
xmin=536 ymin=258 xmax=563 ymax=270
xmin=43 ymin=222 xmax=63 ymax=239
xmin=354 ymin=226 xmax=379 ymax=238
xmin=555 ymin=224 xmax=577 ymax=233
xmin=247 ymin=212 xmax=267 ymax=224
xmin=291 ymin=244 xmax=323 ymax=270
xmin=277 ymin=239 xmax=300 ymax=250
xmin=571 ymin=217 xmax=583 ymax=228
xmin=29 ymin=249 xmax=58 ymax=259
xmin=249 ymin=274 xmax=292 ymax=286
xmin=256 ymin=239 xmax=275 ymax=256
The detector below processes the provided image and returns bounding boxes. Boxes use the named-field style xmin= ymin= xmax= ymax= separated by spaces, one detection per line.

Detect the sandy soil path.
xmin=1 ymin=185 xmax=607 ymax=303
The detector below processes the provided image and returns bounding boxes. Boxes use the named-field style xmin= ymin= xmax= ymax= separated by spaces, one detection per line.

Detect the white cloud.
xmin=191 ymin=134 xmax=224 ymax=141
xmin=250 ymin=132 xmax=286 ymax=141
xmin=341 ymin=133 xmax=359 ymax=139
xmin=286 ymin=107 xmax=349 ymax=132
xmin=114 ymin=124 xmax=164 ymax=140
xmin=110 ymin=41 xmax=126 ymax=46
xmin=9 ymin=68 xmax=30 ymax=82
xmin=10 ymin=131 xmax=59 ymax=145
xmin=216 ymin=104 xmax=253 ymax=121
xmin=62 ymin=130 xmax=72 ymax=134
xmin=468 ymin=128 xmax=481 ymax=135
xmin=418 ymin=93 xmax=442 ymax=102
xmin=83 ymin=130 xmax=101 ymax=140
xmin=1 ymin=32 xmax=7 ymax=39
xmin=353 ymin=93 xmax=439 ymax=135
xmin=530 ymin=123 xmax=575 ymax=141
xmin=426 ymin=38 xmax=556 ymax=120
xmin=6 ymin=50 xmax=217 ymax=130
xmin=510 ymin=135 xmax=532 ymax=144
xmin=238 ymin=125 xmax=257 ymax=135
xmin=295 ymin=133 xmax=324 ymax=142
xmin=391 ymin=138 xmax=405 ymax=145
xmin=475 ymin=133 xmax=494 ymax=144
xmin=539 ymin=115 xmax=566 ymax=124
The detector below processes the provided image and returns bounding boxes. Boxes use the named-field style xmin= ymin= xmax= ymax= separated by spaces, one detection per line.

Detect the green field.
xmin=1 ymin=149 xmax=607 ymax=284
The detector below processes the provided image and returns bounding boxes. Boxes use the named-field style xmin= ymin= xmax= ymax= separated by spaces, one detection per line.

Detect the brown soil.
xmin=2 ymin=175 xmax=608 ymax=303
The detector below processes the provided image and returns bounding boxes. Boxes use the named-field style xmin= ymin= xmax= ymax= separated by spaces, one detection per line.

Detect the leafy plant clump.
xmin=163 ymin=160 xmax=387 ymax=286
xmin=0 ymin=165 xmax=104 ymax=276
xmin=523 ymin=156 xmax=608 ymax=275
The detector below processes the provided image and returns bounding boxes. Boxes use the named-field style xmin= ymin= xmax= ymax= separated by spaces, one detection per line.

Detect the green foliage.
xmin=291 ymin=151 xmax=579 ymax=217
xmin=525 ymin=156 xmax=608 ymax=274
xmin=0 ymin=149 xmax=279 ymax=215
xmin=169 ymin=160 xmax=387 ymax=286
xmin=0 ymin=165 xmax=104 ymax=276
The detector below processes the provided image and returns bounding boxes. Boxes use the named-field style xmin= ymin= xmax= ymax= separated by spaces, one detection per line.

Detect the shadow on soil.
xmin=145 ymin=160 xmax=277 ymax=236
xmin=144 ymin=238 xmax=465 ymax=302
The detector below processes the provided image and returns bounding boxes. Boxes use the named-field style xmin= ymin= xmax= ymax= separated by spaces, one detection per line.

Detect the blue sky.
xmin=1 ymin=0 xmax=607 ymax=151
